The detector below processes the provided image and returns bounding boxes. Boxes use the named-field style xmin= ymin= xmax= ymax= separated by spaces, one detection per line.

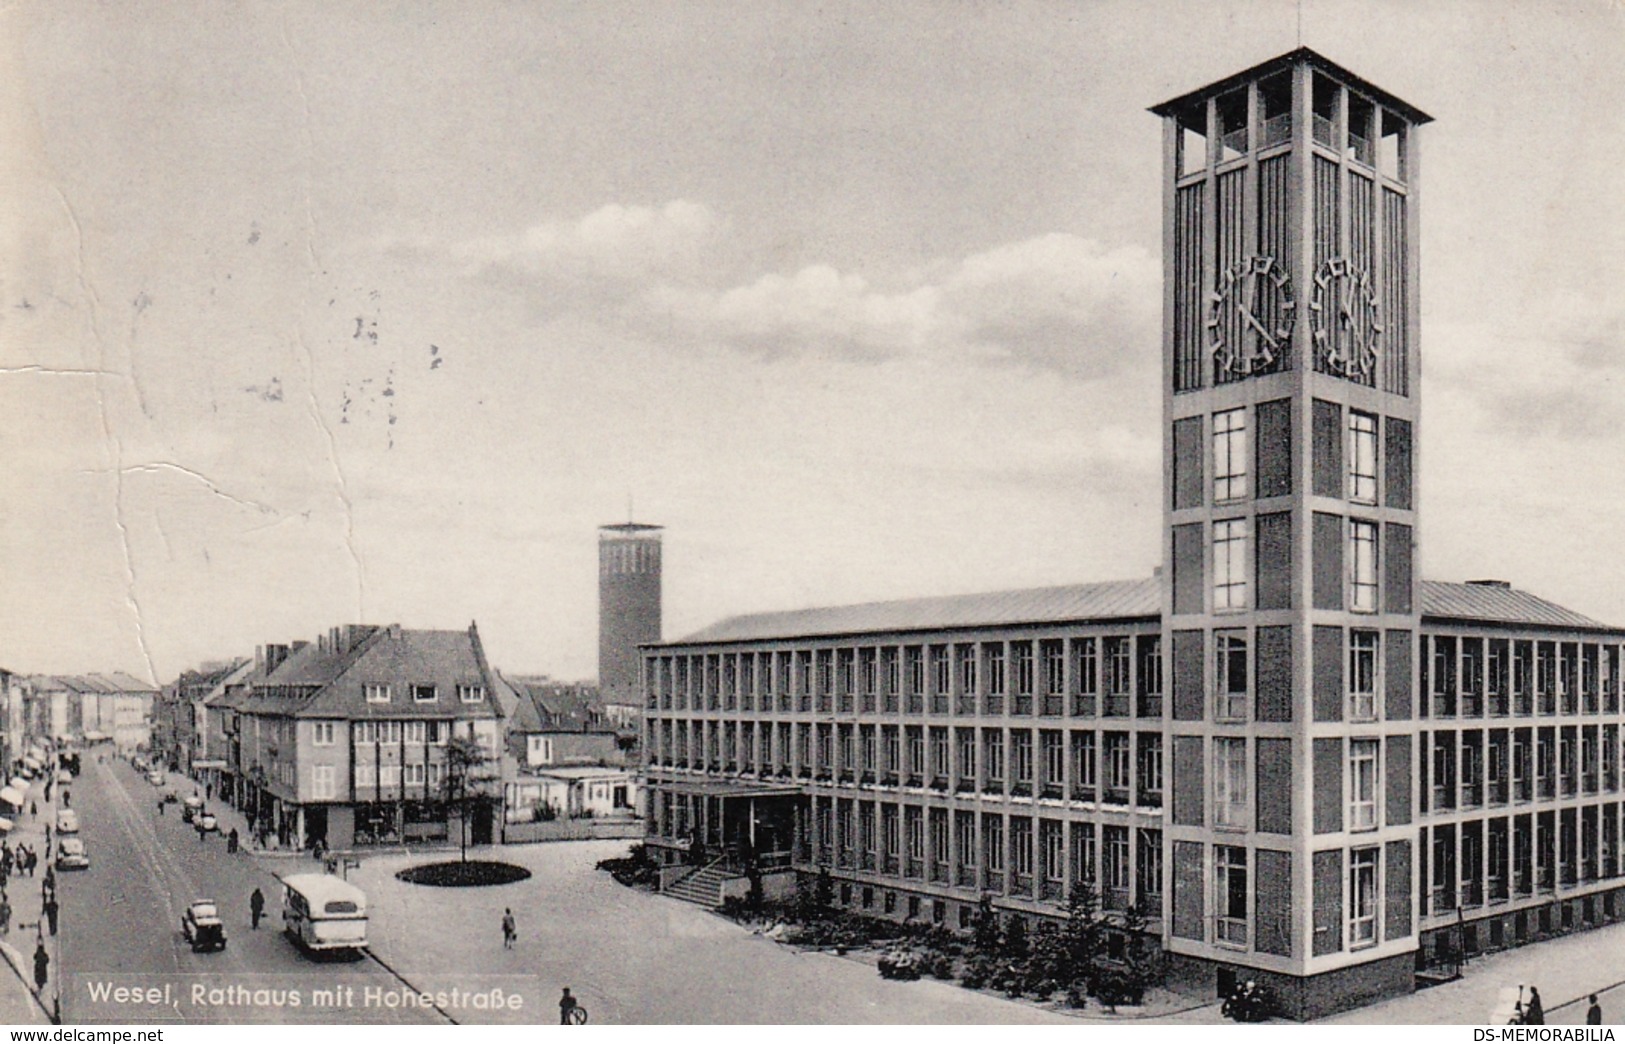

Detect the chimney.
xmin=265 ymin=644 xmax=290 ymax=674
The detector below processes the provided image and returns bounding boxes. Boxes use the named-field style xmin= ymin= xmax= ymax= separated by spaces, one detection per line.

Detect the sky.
xmin=2 ymin=0 xmax=1623 ymax=685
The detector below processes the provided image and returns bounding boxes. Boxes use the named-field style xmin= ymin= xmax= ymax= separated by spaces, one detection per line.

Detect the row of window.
xmin=1422 ymin=804 xmax=1625 ymax=915
xmin=308 ymin=762 xmax=447 ymax=799
xmin=1201 ymin=512 xmax=1383 ymax=614
xmin=1201 ymin=842 xmax=1387 ymax=952
xmin=1425 ymin=636 xmax=1625 ymax=719
xmin=361 ymin=683 xmax=486 ymax=704
xmin=649 ymin=720 xmax=1163 ymax=807
xmin=1173 ymin=401 xmax=1411 ymax=513
xmin=1199 ymin=626 xmax=1385 ymax=723
xmin=647 ymin=636 xmax=1163 ymax=718
xmin=1194 ymin=734 xmax=1384 ymax=834
xmin=1423 ymin=726 xmax=1625 ymax=813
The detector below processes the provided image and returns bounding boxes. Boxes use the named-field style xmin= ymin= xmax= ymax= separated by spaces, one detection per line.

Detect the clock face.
xmin=1311 ymin=258 xmax=1383 ymax=380
xmin=1206 ymin=255 xmax=1295 ymax=379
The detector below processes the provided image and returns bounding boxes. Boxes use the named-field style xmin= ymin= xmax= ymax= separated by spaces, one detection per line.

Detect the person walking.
xmin=501 ymin=908 xmax=516 ymax=949
xmin=0 ymin=893 xmax=11 ymax=934
xmin=558 ymin=988 xmax=579 ymax=1025
xmin=43 ymin=896 xmax=57 ymax=936
xmin=1526 ymin=986 xmax=1546 ymax=1025
xmin=32 ymin=939 xmax=47 ymax=992
xmin=249 ymin=887 xmax=265 ymax=930
xmin=1588 ymin=995 xmax=1603 ymax=1025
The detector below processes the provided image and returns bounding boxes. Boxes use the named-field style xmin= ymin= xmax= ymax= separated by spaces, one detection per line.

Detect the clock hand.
xmin=1239 ymin=307 xmax=1279 ymax=350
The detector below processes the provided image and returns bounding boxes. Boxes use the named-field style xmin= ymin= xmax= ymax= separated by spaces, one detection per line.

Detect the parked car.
xmin=181 ymin=900 xmax=226 ymax=953
xmin=197 ymin=813 xmax=218 ymax=833
xmin=55 ymin=838 xmax=89 ymax=871
xmin=56 ymin=809 xmax=80 ymax=834
xmin=146 ymin=770 xmax=165 ymax=786
xmin=182 ymin=796 xmax=204 ymax=822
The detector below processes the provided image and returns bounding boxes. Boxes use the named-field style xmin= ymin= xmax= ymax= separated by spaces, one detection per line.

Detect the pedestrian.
xmin=1588 ymin=994 xmax=1603 ymax=1025
xmin=61 ymin=791 xmax=69 ymax=808
xmin=43 ymin=897 xmax=56 ymax=936
xmin=558 ymin=988 xmax=578 ymax=1025
xmin=28 ymin=801 xmax=35 ymax=820
xmin=1527 ymin=986 xmax=1546 ymax=1025
xmin=158 ymin=798 xmax=165 ymax=816
xmin=206 ymin=784 xmax=212 ymax=801
xmin=501 ymin=908 xmax=516 ymax=949
xmin=32 ymin=939 xmax=47 ymax=992
xmin=228 ymin=828 xmax=239 ymax=854
xmin=0 ymin=894 xmax=11 ymax=934
xmin=249 ymin=887 xmax=264 ymax=930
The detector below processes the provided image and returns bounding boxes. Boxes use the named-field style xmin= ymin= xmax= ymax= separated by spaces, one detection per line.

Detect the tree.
xmin=972 ymin=895 xmax=1003 ymax=956
xmin=441 ymin=734 xmax=492 ymax=862
xmin=1063 ymin=879 xmax=1104 ymax=983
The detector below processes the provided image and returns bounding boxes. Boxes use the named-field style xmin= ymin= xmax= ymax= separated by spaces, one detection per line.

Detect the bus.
xmin=280 ymin=873 xmax=368 ymax=954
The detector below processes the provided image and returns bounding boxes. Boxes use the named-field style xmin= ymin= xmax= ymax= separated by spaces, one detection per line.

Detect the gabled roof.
xmin=502 ymin=676 xmax=604 ymax=732
xmin=294 ymin=625 xmax=499 ymax=719
xmin=664 ymin=576 xmax=1622 ymax=647
xmin=1421 ymin=581 xmax=1618 ymax=633
xmin=92 ymin=671 xmax=159 ymax=693
xmin=670 ymin=578 xmax=1160 ymax=645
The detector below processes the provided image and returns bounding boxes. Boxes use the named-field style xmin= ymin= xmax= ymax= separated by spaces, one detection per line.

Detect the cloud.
xmin=643 ymin=230 xmax=1159 ymax=377
xmin=395 ymin=202 xmax=1160 ymax=379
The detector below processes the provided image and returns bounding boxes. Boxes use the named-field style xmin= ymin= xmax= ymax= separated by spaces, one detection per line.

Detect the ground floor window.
xmin=1350 ymin=846 xmax=1379 ymax=948
xmin=1215 ymin=845 xmax=1248 ymax=948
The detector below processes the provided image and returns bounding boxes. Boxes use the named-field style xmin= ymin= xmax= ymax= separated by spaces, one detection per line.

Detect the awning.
xmin=191 ymin=760 xmax=227 ymax=769
xmin=7 ymin=778 xmax=28 ymax=791
xmin=0 ymin=786 xmax=25 ymax=807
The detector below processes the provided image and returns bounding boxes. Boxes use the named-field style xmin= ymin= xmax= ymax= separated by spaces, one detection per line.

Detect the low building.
xmin=498 ymin=673 xmax=635 ymax=825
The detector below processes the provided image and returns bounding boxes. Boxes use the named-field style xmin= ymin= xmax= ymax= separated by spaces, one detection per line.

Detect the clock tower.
xmin=1151 ymin=51 xmax=1430 ymax=1017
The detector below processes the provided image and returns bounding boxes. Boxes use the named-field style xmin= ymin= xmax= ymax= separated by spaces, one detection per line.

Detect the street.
xmin=58 ymin=757 xmax=444 ymax=1024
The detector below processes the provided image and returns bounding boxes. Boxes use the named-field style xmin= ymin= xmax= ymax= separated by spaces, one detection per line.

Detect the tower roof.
xmin=599 ymin=522 xmax=664 ymax=535
xmin=1149 ymin=46 xmax=1432 ymax=126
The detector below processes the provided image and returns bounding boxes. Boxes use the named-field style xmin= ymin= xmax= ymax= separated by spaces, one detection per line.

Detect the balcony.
xmin=1041 ymin=783 xmax=1064 ymax=800
xmin=930 ymin=775 xmax=948 ymax=792
xmin=1103 ymin=787 xmax=1130 ymax=807
xmin=1072 ymin=785 xmax=1097 ymax=803
xmin=1139 ymin=789 xmax=1163 ymax=809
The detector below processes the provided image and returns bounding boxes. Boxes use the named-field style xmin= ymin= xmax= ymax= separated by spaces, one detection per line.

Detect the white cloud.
xmin=450 ymin=199 xmax=719 ymax=283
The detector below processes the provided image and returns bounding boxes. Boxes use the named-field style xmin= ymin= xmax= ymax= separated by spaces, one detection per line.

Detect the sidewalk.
xmin=1325 ymin=915 xmax=1625 ymax=1024
xmin=0 ymin=769 xmax=59 ymax=1025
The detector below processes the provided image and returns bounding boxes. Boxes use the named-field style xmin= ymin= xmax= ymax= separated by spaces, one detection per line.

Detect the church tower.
xmin=1152 ymin=50 xmax=1429 ymax=1016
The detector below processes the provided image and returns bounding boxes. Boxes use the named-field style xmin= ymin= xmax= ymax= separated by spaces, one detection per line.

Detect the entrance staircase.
xmin=663 ymin=861 xmax=732 ymax=907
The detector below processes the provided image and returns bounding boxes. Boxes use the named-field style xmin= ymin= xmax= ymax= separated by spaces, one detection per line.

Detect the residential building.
xmin=218 ymin=622 xmax=504 ymax=851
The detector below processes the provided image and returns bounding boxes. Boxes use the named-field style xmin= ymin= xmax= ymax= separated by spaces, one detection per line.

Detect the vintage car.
xmin=55 ymin=837 xmax=89 ymax=871
xmin=56 ymin=809 xmax=80 ymax=835
xmin=181 ymin=796 xmax=204 ymax=822
xmin=146 ymin=770 xmax=166 ymax=786
xmin=181 ymin=900 xmax=227 ymax=953
xmin=197 ymin=813 xmax=219 ymax=833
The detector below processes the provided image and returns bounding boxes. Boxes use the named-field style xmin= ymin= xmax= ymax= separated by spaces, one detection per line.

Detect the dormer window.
xmin=458 ymin=684 xmax=486 ymax=703
xmin=413 ymin=684 xmax=438 ymax=703
xmin=364 ymin=684 xmax=391 ymax=704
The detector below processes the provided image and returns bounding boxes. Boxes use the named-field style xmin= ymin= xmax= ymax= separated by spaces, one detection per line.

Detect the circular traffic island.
xmin=395 ymin=860 xmax=532 ymax=887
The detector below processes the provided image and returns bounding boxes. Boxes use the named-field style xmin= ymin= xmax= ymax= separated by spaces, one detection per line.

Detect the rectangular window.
xmin=1349 ymin=412 xmax=1378 ymax=503
xmin=1073 ymin=731 xmax=1097 ymax=800
xmin=1214 ymin=519 xmax=1249 ymax=611
xmin=457 ymin=684 xmax=485 ymax=703
xmin=1104 ymin=732 xmax=1131 ymax=803
xmin=413 ymin=684 xmax=438 ymax=703
xmin=1137 ymin=733 xmax=1163 ymax=807
xmin=983 ymin=729 xmax=1004 ymax=787
xmin=1214 ymin=737 xmax=1248 ymax=829
xmin=1350 ymin=520 xmax=1378 ymax=613
xmin=1350 ymin=739 xmax=1379 ymax=831
xmin=312 ymin=765 xmax=335 ymax=799
xmin=1011 ymin=730 xmax=1033 ymax=794
xmin=364 ymin=684 xmax=391 ymax=704
xmin=1216 ymin=630 xmax=1249 ymax=721
xmin=1350 ymin=629 xmax=1379 ymax=721
xmin=312 ymin=722 xmax=335 ymax=746
xmin=1350 ymin=847 xmax=1379 ymax=948
xmin=403 ymin=762 xmax=425 ymax=786
xmin=404 ymin=720 xmax=426 ymax=744
xmin=1216 ymin=845 xmax=1249 ymax=947
xmin=1041 ymin=731 xmax=1064 ymax=795
xmin=1073 ymin=637 xmax=1098 ymax=716
xmin=1213 ymin=408 xmax=1248 ymax=501
xmin=1104 ymin=826 xmax=1130 ymax=895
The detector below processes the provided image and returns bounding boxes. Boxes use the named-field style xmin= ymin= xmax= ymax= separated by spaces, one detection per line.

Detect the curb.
xmin=0 ymin=937 xmax=54 ymax=1023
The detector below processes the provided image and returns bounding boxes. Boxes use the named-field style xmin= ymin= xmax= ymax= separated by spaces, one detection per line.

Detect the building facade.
xmin=639 ymin=50 xmax=1625 ymax=1019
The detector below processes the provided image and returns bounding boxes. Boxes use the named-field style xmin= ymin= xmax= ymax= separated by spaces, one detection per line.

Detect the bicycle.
xmin=566 ymin=1006 xmax=589 ymax=1025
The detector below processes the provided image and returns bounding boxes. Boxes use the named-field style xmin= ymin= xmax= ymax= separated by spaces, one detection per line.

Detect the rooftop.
xmin=662 ymin=577 xmax=1621 ymax=646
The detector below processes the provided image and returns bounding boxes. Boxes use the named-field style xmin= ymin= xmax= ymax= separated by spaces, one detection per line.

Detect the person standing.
xmin=558 ymin=988 xmax=579 ymax=1025
xmin=32 ymin=939 xmax=47 ymax=992
xmin=249 ymin=887 xmax=265 ymax=930
xmin=1589 ymin=995 xmax=1603 ymax=1025
xmin=1527 ymin=986 xmax=1545 ymax=1025
xmin=43 ymin=896 xmax=57 ymax=936
xmin=501 ymin=908 xmax=516 ymax=949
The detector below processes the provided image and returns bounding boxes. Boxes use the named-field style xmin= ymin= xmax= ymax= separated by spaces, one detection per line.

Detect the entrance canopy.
xmin=652 ymin=778 xmax=804 ymax=800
